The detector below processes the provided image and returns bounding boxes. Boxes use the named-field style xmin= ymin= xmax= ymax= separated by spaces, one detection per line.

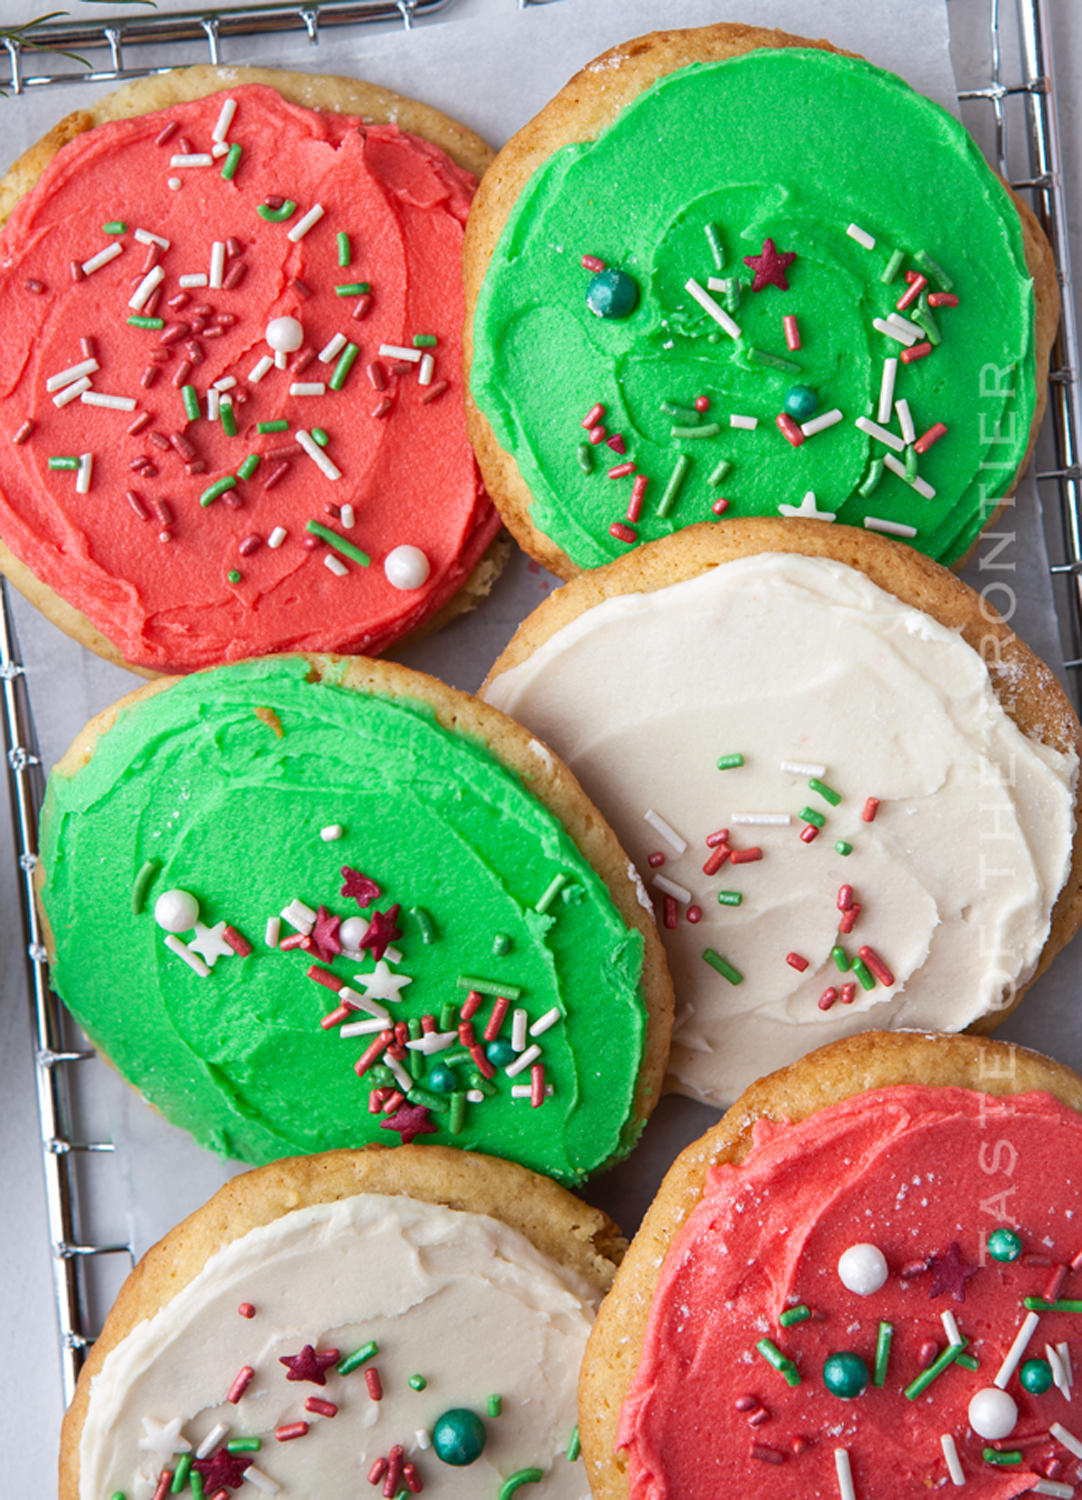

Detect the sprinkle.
xmin=218 ymin=142 xmax=243 ymax=180
xmin=901 ymin=341 xmax=933 ymax=363
xmin=329 ymin=344 xmax=361 ymax=391
xmin=325 ymin=554 xmax=348 ymax=577
xmin=499 ymin=1471 xmax=545 ymax=1500
xmin=806 ymin=778 xmax=840 ymax=806
xmin=733 ymin=812 xmax=790 ymax=827
xmin=48 ymin=456 xmax=79 ymax=471
xmin=730 ymin=414 xmax=758 ymax=430
xmin=379 ymin=344 xmax=422 ymax=363
xmin=46 ymin=358 xmax=101 ymax=393
xmin=1032 ymin=1484 xmax=1074 ymax=1498
xmin=237 ymin=454 xmax=261 ymax=482
xmin=610 ymin=521 xmax=637 ymax=543
xmin=876 ymin=357 xmax=899 ymax=424
xmin=858 ymin=946 xmax=894 ymax=986
xmin=851 ymin=956 xmax=875 ymax=990
xmin=243 ymin=1467 xmax=279 ymax=1496
xmin=709 ymin=457 xmax=733 ymax=484
xmin=940 ymin=1434 xmax=965 ymax=1486
xmin=750 ymin=349 xmax=801 ymax=374
xmin=832 ymin=945 xmax=851 ymax=971
xmin=227 ymin=1366 xmax=255 ymax=1403
xmin=786 ymin=952 xmax=809 ymax=972
xmin=290 ymin=382 xmax=325 ymax=397
xmin=928 ymin=291 xmax=960 ymax=307
xmin=873 ymin=317 xmax=916 ymax=347
xmin=12 ymin=419 xmax=34 ymax=445
xmin=783 ymin=314 xmax=801 ymax=350
xmin=1025 ymin=1299 xmax=1082 ymax=1312
xmin=536 ymin=873 xmax=569 ymax=913
xmin=644 ymin=809 xmax=687 ymax=853
xmin=779 ymin=1305 xmax=812 ymax=1327
xmin=200 ymin=476 xmax=238 ymax=507
xmin=1050 ymin=1423 xmax=1082 ymax=1461
xmin=990 ymin=1310 xmax=1041 ymax=1389
xmin=717 ymin=891 xmax=742 ymax=906
xmin=285 ymin=203 xmax=325 ymax=242
xmin=847 ymin=223 xmax=876 ymax=249
xmin=657 ymin=454 xmax=690 ymax=518
xmin=893 ymin=399 xmax=916 ymax=447
xmin=730 ymin=847 xmax=762 ymax=864
xmin=878 ymin=249 xmax=905 ymax=285
xmin=170 ymin=153 xmax=213 ymax=168
xmin=248 ymin=356 xmax=273 ymax=384
xmin=306 ymin=520 xmax=369 ymax=565
xmin=654 ymin=874 xmax=692 ymax=903
xmin=777 ymin=413 xmax=805 ymax=447
xmin=840 ymin=982 xmax=857 ymax=1004
xmin=883 ymin=451 xmax=936 ymax=499
xmin=529 ymin=1007 xmax=561 ymax=1037
xmin=703 ymin=949 xmax=743 ymax=985
xmin=418 ymin=353 xmax=435 ymax=387
xmin=717 ymin=753 xmax=744 ymax=770
xmin=685 ymin=277 xmax=741 ymax=338
xmin=220 ymin=398 xmax=237 ymax=438
xmin=905 ymin=1339 xmax=966 ymax=1399
xmin=76 ymin=453 xmax=93 ymax=494
xmin=297 ymin=433 xmax=343 ymax=482
xmin=164 ymin=933 xmax=210 ymax=976
xmin=52 ymin=379 xmax=92 ymax=408
xmin=81 ymin=243 xmax=123 ymax=275
xmin=864 ymin=515 xmax=918 ymax=538
xmin=856 ymin=416 xmax=905 ymax=453
xmin=801 ymin=409 xmax=843 ymax=437
xmin=420 ymin=380 xmax=449 ymax=405
xmin=180 ymin=385 xmax=201 ymax=422
xmin=567 ymin=1428 xmax=581 ymax=1462
xmin=915 ymin=423 xmax=948 ymax=454
xmin=756 ymin=1338 xmax=801 ymax=1385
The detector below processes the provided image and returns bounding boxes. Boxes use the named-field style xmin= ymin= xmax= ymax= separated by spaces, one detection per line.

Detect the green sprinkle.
xmin=717 ymin=753 xmax=745 ymax=770
xmin=227 ymin=569 xmax=241 ymax=585
xmin=469 ymin=1069 xmax=497 ymax=1096
xmin=409 ymin=1373 xmax=427 ymax=1391
xmin=567 ymin=1427 xmax=581 ymax=1462
xmin=800 ymin=807 xmax=825 ymax=828
xmin=808 ymin=778 xmax=841 ymax=806
xmin=103 ymin=221 xmax=126 ymax=234
xmin=499 ymin=1469 xmax=545 ymax=1500
xmin=311 ymin=427 xmax=329 ymax=447
xmin=131 ymin=857 xmax=160 ymax=914
xmin=220 ymin=400 xmax=238 ymax=438
xmin=880 ymin=248 xmax=905 ymax=284
xmin=957 ymin=1353 xmax=980 ymax=1371
xmin=329 ymin=342 xmax=360 ymax=391
xmin=410 ymin=906 xmax=436 ymax=944
xmin=227 ymin=1438 xmax=262 ymax=1452
xmin=915 ymin=249 xmax=954 ymax=291
xmin=903 ymin=445 xmax=918 ymax=483
xmin=873 ymin=1321 xmax=893 ymax=1387
xmin=983 ymin=1449 xmax=1022 ymax=1466
xmin=368 ymin=1063 xmax=394 ymax=1086
xmin=237 ymin=454 xmax=261 ymax=480
xmin=48 ymin=456 xmax=79 ymax=471
xmin=705 ymin=222 xmax=725 ymax=270
xmin=127 ymin=315 xmax=164 ymax=329
xmin=493 ymin=932 xmax=511 ymax=955
xmin=441 ymin=1048 xmax=471 ymax=1066
xmin=408 ymin=1017 xmax=423 ymax=1042
xmin=660 ymin=400 xmax=701 ymax=420
xmin=671 ymin=422 xmax=721 ymax=439
xmin=577 ymin=442 xmax=594 ymax=473
xmin=110 ymin=1493 xmax=128 ymax=1500
xmin=904 ymin=1338 xmax=966 ymax=1399
xmin=852 ymin=955 xmax=875 ymax=989
xmin=756 ymin=1338 xmax=801 ymax=1386
xmin=200 ymin=475 xmax=237 ymax=507
xmin=748 ymin=348 xmax=801 ymax=373
xmin=1024 ymin=1297 xmax=1082 ymax=1312
xmin=835 ymin=840 xmax=853 ymax=857
xmin=440 ymin=1002 xmax=458 ymax=1030
xmin=703 ymin=948 xmax=743 ymax=985
xmin=537 ymin=873 xmax=569 ymax=913
xmin=458 ymin=975 xmax=522 ymax=999
xmin=256 ymin=198 xmax=296 ymax=222
xmin=182 ymin=385 xmax=201 ymax=422
xmin=858 ymin=457 xmax=885 ymax=497
xmin=258 ymin=419 xmax=289 ymax=433
xmin=335 ymin=281 xmax=371 ymax=296
xmin=779 ymin=1304 xmax=811 ymax=1327
xmin=449 ymin=1090 xmax=466 ymax=1135
xmin=338 ymin=1340 xmax=379 ymax=1375
xmin=488 ymin=1394 xmax=503 ymax=1418
xmin=717 ymin=891 xmax=743 ymax=907
xmin=407 ymin=1086 xmax=449 ymax=1114
xmin=708 ymin=457 xmax=733 ymax=485
xmin=305 ymin=519 xmax=370 ymax=566
xmin=221 ymin=142 xmax=242 ymax=180
xmin=913 ymin=295 xmax=942 ymax=346
xmin=189 ymin=1471 xmax=205 ymax=1500
xmin=171 ymin=1455 xmax=192 ymax=1493
xmin=413 ymin=334 xmax=438 ymax=347
xmin=336 ymin=231 xmax=351 ymax=266
xmin=832 ymin=945 xmax=851 ymax=972
xmin=657 ymin=453 xmax=690 ymax=518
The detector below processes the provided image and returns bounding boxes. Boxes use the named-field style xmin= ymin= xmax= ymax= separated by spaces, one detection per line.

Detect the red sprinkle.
xmin=237 ymin=1302 xmax=256 ymax=1318
xmin=587 ymin=424 xmax=607 ymax=446
xmin=858 ymin=946 xmax=895 ymax=986
xmin=308 ymin=963 xmax=343 ymax=992
xmin=384 ymin=1446 xmax=404 ymax=1499
xmin=818 ymin=987 xmax=839 ymax=1011
xmin=783 ymin=314 xmax=801 ymax=351
xmin=734 ymin=1394 xmax=758 ymax=1411
xmin=919 ymin=1340 xmax=939 ymax=1368
xmin=368 ymin=1459 xmax=388 ymax=1485
xmin=687 ymin=905 xmax=703 ymax=924
xmin=223 ymin=260 xmax=247 ymax=291
xmin=369 ymin=1087 xmax=390 ymax=1114
xmin=1070 ymin=1244 xmax=1082 ymax=1271
xmin=13 ymin=419 xmax=34 ymax=446
xmin=712 ymin=497 xmax=730 ymax=517
xmin=800 ymin=825 xmax=819 ymax=843
xmin=730 ymin=847 xmax=762 ymax=864
xmin=837 ymin=885 xmax=854 ymax=913
xmin=460 ymin=989 xmax=483 ymax=1021
xmin=469 ymin=1042 xmax=496 ymax=1078
xmin=238 ymin=535 xmax=262 ymax=558
xmin=663 ymin=895 xmax=678 ymax=930
xmin=901 ymin=341 xmax=933 ymax=363
xmin=627 ymin=474 xmax=649 ymax=522
xmin=751 ymin=1444 xmax=786 ymax=1466
xmin=457 ymin=1019 xmax=477 ymax=1048
xmin=838 ymin=903 xmax=861 ymax=934
xmin=776 ymin=413 xmax=805 ymax=447
xmin=291 ymin=347 xmax=316 ymax=375
xmin=382 ymin=1090 xmax=405 ymax=1114
xmin=402 ymin=1462 xmax=423 ymax=1494
xmin=786 ymin=952 xmax=809 ymax=972
xmin=607 ymin=433 xmax=627 ymax=454
xmin=127 ymin=412 xmax=153 ymax=436
xmin=152 ymin=1471 xmax=174 ymax=1500
xmin=610 ymin=522 xmax=637 ymax=543
xmin=706 ymin=829 xmax=731 ymax=848
xmin=354 ymin=1030 xmax=393 ymax=1078
xmin=155 ymin=120 xmax=178 ymax=146
xmin=305 ymin=1397 xmax=338 ymax=1417
xmin=221 ymin=925 xmax=252 ymax=957
xmin=896 ymin=273 xmax=928 ymax=310
xmin=703 ymin=845 xmax=730 ymax=875
xmin=365 ymin=1368 xmax=383 ymax=1401
xmin=153 ymin=499 xmax=174 ymax=527
xmin=862 ymin=797 xmax=880 ymax=823
xmin=483 ymin=995 xmax=510 ymax=1042
xmin=648 ymin=852 xmax=665 ymax=868
xmin=840 ymin=982 xmax=857 ymax=1005
xmin=372 ymin=397 xmax=394 ymax=419
xmin=531 ymin=1062 xmax=546 ymax=1108
xmin=608 ymin=461 xmax=636 ymax=479
xmin=420 ymin=381 xmax=449 ymax=405
xmin=227 ymin=1366 xmax=255 ymax=1404
xmin=914 ymin=423 xmax=948 ymax=454
xmin=352 ymin=294 xmax=373 ymax=321
xmin=320 ymin=1004 xmax=353 ymax=1031
xmin=694 ymin=395 xmax=711 ymax=413
xmin=69 ymin=257 xmax=85 ymax=282
xmin=262 ymin=462 xmax=290 ymax=490
xmin=277 ymin=1422 xmax=308 ymax=1442
xmin=1044 ymin=1264 xmax=1068 ymax=1301
xmin=582 ymin=255 xmax=606 ymax=272
xmin=126 ymin=490 xmax=150 ymax=520
xmin=367 ymin=361 xmax=387 ymax=391
xmin=928 ymin=292 xmax=959 ymax=307
xmin=581 ymin=403 xmax=606 ymax=429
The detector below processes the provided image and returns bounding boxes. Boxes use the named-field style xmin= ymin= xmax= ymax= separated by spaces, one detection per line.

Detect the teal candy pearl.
xmin=1020 ymin=1359 xmax=1054 ymax=1394
xmin=987 ymin=1227 xmax=1023 ymax=1262
xmin=432 ymin=1409 xmax=487 ymax=1466
xmin=784 ymin=385 xmax=818 ymax=421
xmin=823 ymin=1352 xmax=870 ymax=1399
xmin=427 ymin=1064 xmax=457 ymax=1094
xmin=487 ymin=1038 xmax=516 ymax=1068
xmin=586 ymin=268 xmax=639 ymax=319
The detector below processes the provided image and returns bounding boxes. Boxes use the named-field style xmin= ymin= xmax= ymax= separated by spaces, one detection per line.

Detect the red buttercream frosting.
xmin=0 ymin=85 xmax=499 ymax=671
xmin=619 ymin=1086 xmax=1082 ymax=1499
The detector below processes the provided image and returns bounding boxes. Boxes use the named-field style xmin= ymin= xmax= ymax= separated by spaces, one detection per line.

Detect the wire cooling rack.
xmin=1 ymin=0 xmax=1079 ymax=1408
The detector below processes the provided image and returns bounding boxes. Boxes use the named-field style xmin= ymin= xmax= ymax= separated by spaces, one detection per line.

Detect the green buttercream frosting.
xmin=38 ymin=658 xmax=648 ymax=1184
xmin=470 ymin=48 xmax=1036 ymax=567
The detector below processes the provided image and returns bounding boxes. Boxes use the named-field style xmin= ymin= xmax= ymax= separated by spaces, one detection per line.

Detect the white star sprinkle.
xmin=777 ymin=491 xmax=837 ymax=522
xmin=357 ymin=959 xmax=413 ymax=1003
xmin=138 ymin=1416 xmax=191 ymax=1464
xmin=187 ymin=919 xmax=233 ymax=966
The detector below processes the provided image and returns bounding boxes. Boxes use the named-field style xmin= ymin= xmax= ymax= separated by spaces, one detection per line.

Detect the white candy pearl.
xmin=340 ymin=916 xmax=370 ymax=950
xmin=154 ymin=888 xmax=200 ymax=933
xmin=384 ymin=545 xmax=431 ymax=591
xmin=265 ymin=315 xmax=304 ymax=353
xmin=837 ymin=1243 xmax=889 ymax=1296
xmin=968 ymin=1387 xmax=1017 ymax=1440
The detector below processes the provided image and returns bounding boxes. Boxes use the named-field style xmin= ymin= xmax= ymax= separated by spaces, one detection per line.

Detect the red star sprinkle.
xmin=340 ymin=867 xmax=381 ymax=908
xmin=279 ymin=1344 xmax=340 ymax=1385
xmin=360 ymin=904 xmax=402 ymax=962
xmin=192 ymin=1448 xmax=253 ymax=1491
xmin=743 ymin=237 xmax=797 ymax=293
xmin=927 ymin=1241 xmax=980 ymax=1303
xmin=381 ymin=1101 xmax=438 ymax=1145
xmin=310 ymin=905 xmax=342 ymax=963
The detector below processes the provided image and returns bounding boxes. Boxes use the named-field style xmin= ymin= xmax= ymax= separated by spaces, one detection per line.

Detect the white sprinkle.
xmin=212 ymin=376 xmax=236 ymax=392
xmin=81 ymin=392 xmax=137 ymax=411
xmin=244 ymin=1465 xmax=281 ymax=1495
xmin=211 ymin=96 xmax=237 ymax=143
xmin=888 ymin=310 xmax=925 ymax=339
xmin=81 ymin=243 xmax=123 ymax=275
xmin=379 ymin=344 xmax=422 ymax=362
xmin=895 ymin=399 xmax=917 ymax=446
xmin=643 ymin=809 xmax=687 ymax=853
xmin=209 ymin=241 xmax=226 ymax=290
xmin=731 ymin=812 xmax=791 ymax=826
xmin=196 ymin=1423 xmax=229 ymax=1459
xmin=268 ymin=526 xmax=287 ymax=549
xmin=319 ymin=333 xmax=347 ymax=363
xmin=511 ymin=1083 xmax=554 ymax=1098
xmin=290 ymin=382 xmax=325 ymax=397
xmin=168 ymin=178 xmax=181 ymax=191
xmin=211 ymin=142 xmax=229 ymax=158
xmin=320 ymin=824 xmax=343 ymax=842
xmin=1048 ymin=1342 xmax=1072 ymax=1399
xmin=877 ymin=358 xmax=898 ymax=423
xmin=415 ymin=1430 xmax=431 ymax=1452
xmin=883 ymin=452 xmax=936 ymax=499
xmin=530 ymin=1007 xmax=561 ymax=1037
xmin=53 ymin=376 xmax=91 ymax=408
xmin=134 ymin=228 xmax=170 ymax=249
xmin=264 ymin=917 xmax=280 ymax=948
xmin=248 ymin=355 xmax=274 ymax=385
xmin=128 ymin=265 xmax=164 ymax=311
xmin=179 ymin=273 xmax=209 ymax=288
xmin=835 ymin=1447 xmax=856 ymax=1500
xmin=164 ymin=933 xmax=210 ymax=977
xmin=1051 ymin=1424 xmax=1082 ymax=1461
xmin=274 ymin=351 xmax=288 ymax=369
xmin=340 ymin=504 xmax=355 ymax=529
xmin=801 ymin=408 xmax=844 ymax=437
xmin=207 ymin=389 xmax=220 ymax=423
xmin=296 ymin=429 xmax=342 ymax=481
xmin=340 ymin=1018 xmax=390 ymax=1038
xmin=873 ymin=316 xmax=917 ymax=347
xmin=730 ymin=414 xmax=758 ymax=430
xmin=781 ymin=760 xmax=827 ymax=777
xmin=339 ymin=987 xmax=391 ymax=1023
xmin=654 ymin=874 xmax=692 ymax=904
xmin=511 ymin=1008 xmax=528 ymax=1052
xmin=324 ymin=553 xmax=348 ymax=577
xmin=466 ymin=1090 xmax=485 ymax=1104
xmin=855 ymin=416 xmax=906 ymax=453
xmin=418 ymin=352 xmax=435 ymax=386
xmin=941 ymin=1311 xmax=963 ymax=1347
xmin=46 ymin=359 xmax=100 ymax=393
xmin=1033 ymin=1483 xmax=1074 ymax=1499
xmin=505 ymin=1043 xmax=542 ymax=1078
xmin=385 ymin=1054 xmax=412 ymax=1092
xmin=281 ymin=898 xmax=316 ymax=933
xmin=940 ymin=1434 xmax=965 ymax=1487
xmin=75 ymin=453 xmax=93 ymax=495
xmin=684 ymin=277 xmax=741 ymax=339
xmin=170 ymin=153 xmax=213 ymax=168
xmin=1059 ymin=1340 xmax=1074 ymax=1391
xmin=405 ymin=1030 xmax=457 ymax=1054
xmin=287 ymin=203 xmax=325 ymax=242
xmin=864 ymin=515 xmax=918 ymax=538
xmin=847 ymin=223 xmax=876 ymax=250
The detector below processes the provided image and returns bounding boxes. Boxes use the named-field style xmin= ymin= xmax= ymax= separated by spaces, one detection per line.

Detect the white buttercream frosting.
xmin=80 ymin=1194 xmax=596 ymax=1500
xmin=484 ymin=554 xmax=1077 ymax=1105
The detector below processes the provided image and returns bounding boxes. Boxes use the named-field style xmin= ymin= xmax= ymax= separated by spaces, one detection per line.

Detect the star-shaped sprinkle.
xmin=927 ymin=1241 xmax=979 ymax=1303
xmin=310 ymin=905 xmax=343 ymax=963
xmin=360 ymin=904 xmax=402 ymax=963
xmin=186 ymin=920 xmax=233 ymax=967
xmin=138 ymin=1417 xmax=191 ymax=1464
xmin=280 ymin=1344 xmax=340 ymax=1385
xmin=358 ymin=958 xmax=413 ymax=1003
xmin=192 ymin=1447 xmax=253 ymax=1491
xmin=744 ymin=237 xmax=797 ymax=293
xmin=381 ymin=1101 xmax=438 ymax=1145
xmin=778 ymin=491 xmax=837 ymax=521
xmin=341 ymin=867 xmax=381 ymax=909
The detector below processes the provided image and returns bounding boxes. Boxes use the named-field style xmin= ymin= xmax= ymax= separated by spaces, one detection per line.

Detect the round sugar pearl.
xmin=431 ymin=1409 xmax=486 ymax=1466
xmin=837 ymin=1243 xmax=889 ymax=1296
xmin=823 ymin=1352 xmax=869 ymax=1400
xmin=339 ymin=917 xmax=369 ymax=951
xmin=154 ymin=889 xmax=199 ymax=933
xmin=586 ymin=268 xmax=639 ymax=319
xmin=1020 ymin=1359 xmax=1054 ymax=1394
xmin=987 ymin=1227 xmax=1022 ymax=1262
xmin=784 ymin=384 xmax=819 ymax=421
xmin=384 ymin=545 xmax=431 ymax=591
xmin=265 ymin=316 xmax=303 ymax=353
xmin=968 ymin=1387 xmax=1017 ymax=1440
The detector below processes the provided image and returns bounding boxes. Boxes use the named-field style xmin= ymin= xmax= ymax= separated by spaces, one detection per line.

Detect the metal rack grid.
xmin=2 ymin=0 xmax=1079 ymax=1410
